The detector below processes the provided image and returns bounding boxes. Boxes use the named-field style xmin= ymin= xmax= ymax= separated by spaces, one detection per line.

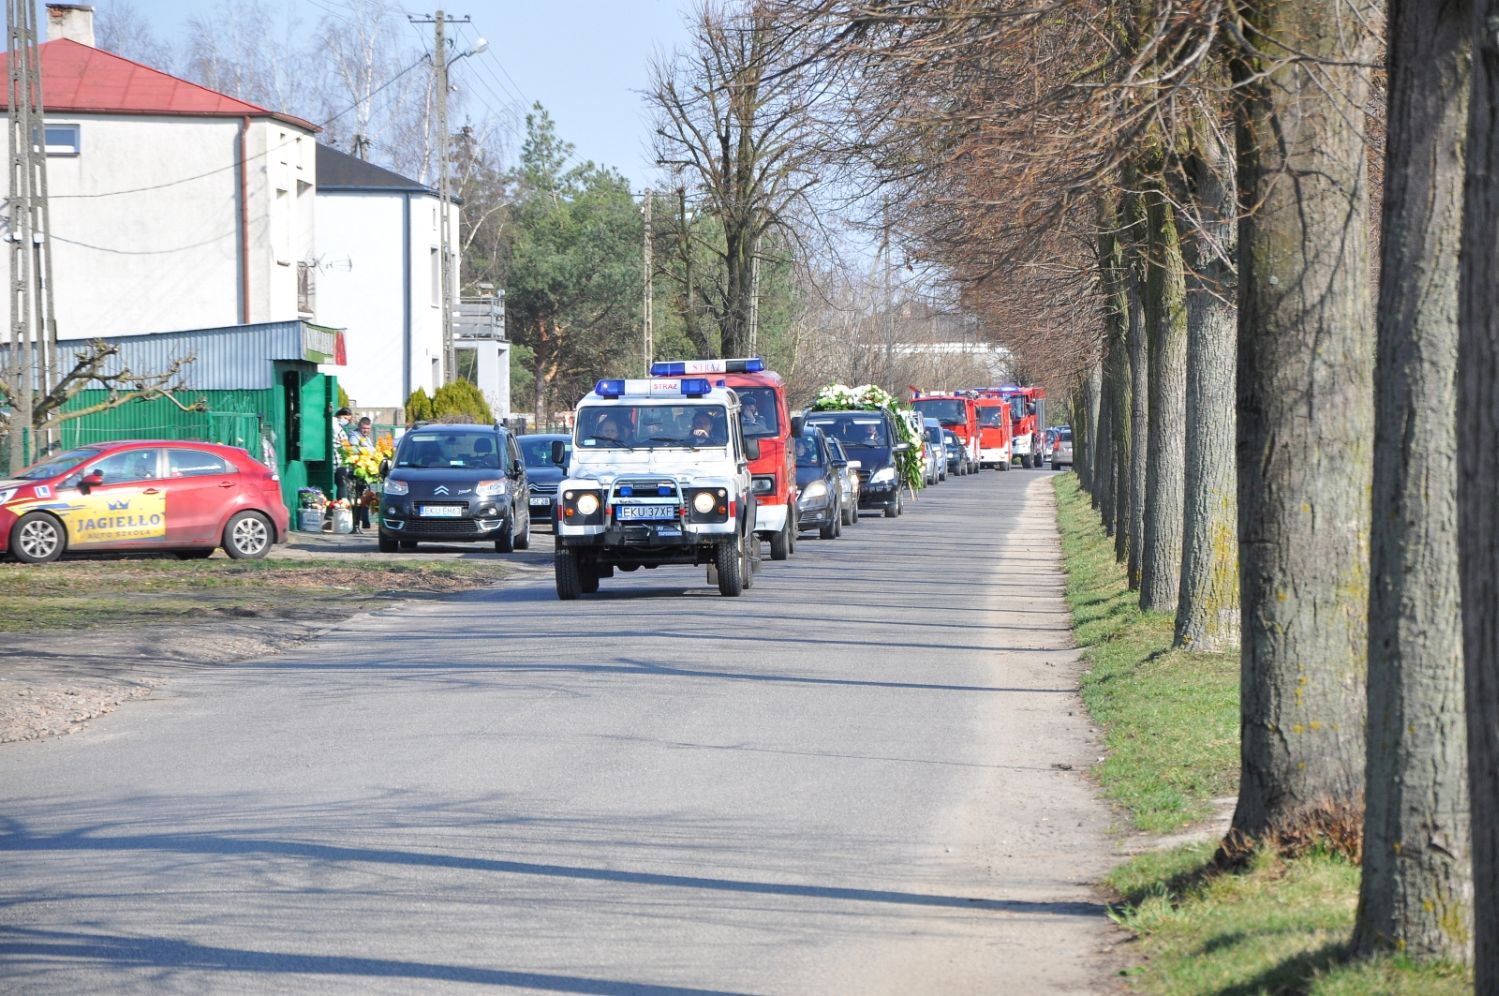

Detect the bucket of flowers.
xmin=297 ymin=488 xmax=327 ymax=532
xmin=325 ymin=497 xmax=354 ymax=534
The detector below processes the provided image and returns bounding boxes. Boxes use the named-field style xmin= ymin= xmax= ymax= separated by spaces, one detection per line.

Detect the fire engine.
xmin=998 ymin=385 xmax=1047 ymax=469
xmin=551 ymin=377 xmax=758 ymax=598
xmin=911 ymin=393 xmax=981 ymax=470
xmin=650 ymin=357 xmax=800 ymax=560
xmin=973 ymin=397 xmax=1013 ymax=470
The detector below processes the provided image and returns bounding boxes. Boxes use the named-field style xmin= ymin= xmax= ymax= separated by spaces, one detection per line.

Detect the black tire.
xmin=716 ymin=535 xmax=744 ymax=596
xmin=820 ymin=505 xmax=838 ymax=538
xmin=1021 ymin=453 xmax=1033 ymax=469
xmin=579 ymin=560 xmax=600 ymax=593
xmin=223 ymin=511 xmax=273 ymax=559
xmin=770 ymin=517 xmax=791 ymax=560
xmin=514 ymin=510 xmax=531 ymax=550
xmin=399 ymin=540 xmax=418 ymax=550
xmin=175 ymin=549 xmax=214 ymax=560
xmin=998 ymin=458 xmax=1011 ymax=472
xmin=555 ymin=546 xmax=582 ymax=599
xmin=495 ymin=515 xmax=515 ymax=553
xmin=849 ymin=500 xmax=859 ymax=524
xmin=378 ymin=534 xmax=399 ymax=552
xmin=840 ymin=500 xmax=852 ymax=526
xmin=883 ymin=498 xmax=898 ymax=518
xmin=741 ymin=529 xmax=755 ymax=590
xmin=10 ymin=512 xmax=66 ymax=563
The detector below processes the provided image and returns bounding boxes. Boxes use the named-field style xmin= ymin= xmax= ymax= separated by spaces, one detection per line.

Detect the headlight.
xmin=870 ymin=467 xmax=897 ymax=484
xmin=802 ymin=480 xmax=828 ymax=500
xmin=576 ymin=492 xmax=600 ymax=515
xmin=383 ymin=479 xmax=409 ymax=495
xmin=476 ymin=479 xmax=507 ymax=497
xmin=692 ymin=491 xmax=717 ymax=514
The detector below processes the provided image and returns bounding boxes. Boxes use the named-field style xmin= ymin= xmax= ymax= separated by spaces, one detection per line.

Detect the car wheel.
xmin=11 ymin=512 xmax=66 ymax=564
xmin=495 ymin=515 xmax=515 ymax=553
xmin=378 ymin=534 xmax=398 ymax=552
xmin=579 ymin=559 xmax=600 ymax=594
xmin=849 ymin=500 xmax=858 ymax=524
xmin=223 ymin=511 xmax=273 ymax=559
xmin=555 ymin=546 xmax=583 ymax=599
xmin=399 ymin=540 xmax=418 ymax=550
xmin=514 ymin=509 xmax=531 ymax=550
xmin=740 ymin=529 xmax=755 ymax=590
xmin=770 ymin=517 xmax=791 ymax=561
xmin=883 ymin=498 xmax=898 ymax=518
xmin=840 ymin=501 xmax=852 ymax=526
xmin=715 ymin=535 xmax=744 ymax=596
xmin=820 ymin=505 xmax=837 ymax=538
xmin=174 ymin=549 xmax=214 ymax=560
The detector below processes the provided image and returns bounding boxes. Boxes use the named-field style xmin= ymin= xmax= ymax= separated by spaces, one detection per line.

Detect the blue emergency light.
xmin=679 ymin=378 xmax=711 ymax=397
xmin=650 ymin=357 xmax=765 ymax=376
xmin=595 ymin=379 xmax=626 ymax=397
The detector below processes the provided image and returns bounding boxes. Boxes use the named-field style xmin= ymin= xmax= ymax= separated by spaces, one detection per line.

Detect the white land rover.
xmin=550 ymin=377 xmax=759 ymax=598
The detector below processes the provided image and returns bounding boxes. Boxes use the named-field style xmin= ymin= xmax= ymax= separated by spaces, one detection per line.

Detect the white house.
xmin=313 ymin=144 xmax=461 ymax=411
xmin=0 ymin=4 xmax=319 ymax=339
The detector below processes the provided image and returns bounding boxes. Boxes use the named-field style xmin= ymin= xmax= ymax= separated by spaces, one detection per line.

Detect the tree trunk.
xmin=1226 ymin=0 xmax=1376 ymax=847
xmin=1175 ymin=117 xmax=1240 ymax=652
xmin=1459 ymin=0 xmax=1499 ymax=985
xmin=1093 ymin=356 xmax=1113 ymax=522
xmin=1085 ymin=360 xmax=1103 ymax=488
xmin=1126 ymin=250 xmax=1149 ymax=590
xmin=1097 ymin=206 xmax=1130 ymax=536
xmin=1355 ymin=0 xmax=1472 ymax=961
xmin=1140 ymin=182 xmax=1188 ymax=612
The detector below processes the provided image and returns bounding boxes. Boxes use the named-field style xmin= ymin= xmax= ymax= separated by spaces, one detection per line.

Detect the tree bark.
xmin=1355 ymin=0 xmax=1472 ymax=961
xmin=1226 ymin=0 xmax=1376 ymax=847
xmin=1459 ymin=0 xmax=1499 ymax=985
xmin=1098 ymin=204 xmax=1131 ymax=540
xmin=1140 ymin=181 xmax=1189 ymax=613
xmin=1126 ymin=247 xmax=1149 ymax=590
xmin=1082 ymin=361 xmax=1103 ymax=497
xmin=1175 ymin=115 xmax=1240 ymax=652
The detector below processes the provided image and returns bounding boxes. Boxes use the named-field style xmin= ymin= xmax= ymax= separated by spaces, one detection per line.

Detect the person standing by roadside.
xmin=350 ymin=417 xmax=377 ymax=533
xmin=333 ymin=408 xmax=356 ymax=500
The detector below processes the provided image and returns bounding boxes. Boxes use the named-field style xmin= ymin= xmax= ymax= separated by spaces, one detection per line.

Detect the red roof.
xmin=0 ymin=38 xmax=317 ymax=131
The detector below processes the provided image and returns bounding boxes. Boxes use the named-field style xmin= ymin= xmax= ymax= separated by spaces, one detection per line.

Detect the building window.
xmin=430 ymin=248 xmax=440 ymax=306
xmin=455 ymin=347 xmax=478 ymax=384
xmin=35 ymin=123 xmax=80 ymax=156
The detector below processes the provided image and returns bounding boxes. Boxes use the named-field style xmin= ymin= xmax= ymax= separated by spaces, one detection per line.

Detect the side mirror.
xmin=379 ymin=458 xmax=391 ymax=476
xmin=789 ymin=414 xmax=804 ymax=438
xmin=743 ymin=437 xmax=761 ymax=461
xmin=512 ymin=459 xmax=525 ymax=477
xmin=550 ymin=440 xmax=567 ymax=465
xmin=79 ymin=470 xmax=104 ymax=494
xmin=847 ymin=459 xmax=862 ymax=471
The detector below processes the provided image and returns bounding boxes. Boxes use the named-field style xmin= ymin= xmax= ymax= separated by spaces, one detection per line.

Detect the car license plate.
xmin=617 ymin=504 xmax=675 ymax=521
xmin=529 ymin=496 xmax=551 ymax=507
xmin=419 ymin=505 xmax=463 ymax=518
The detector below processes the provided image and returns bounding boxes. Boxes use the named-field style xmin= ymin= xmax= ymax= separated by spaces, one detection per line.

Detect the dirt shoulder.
xmin=1 ymin=531 xmax=542 ymax=745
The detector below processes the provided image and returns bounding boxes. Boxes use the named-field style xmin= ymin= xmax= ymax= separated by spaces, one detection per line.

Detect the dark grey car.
xmin=378 ymin=424 xmax=531 ymax=552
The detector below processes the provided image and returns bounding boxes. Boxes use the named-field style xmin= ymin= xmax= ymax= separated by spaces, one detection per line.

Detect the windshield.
xmin=925 ymin=427 xmax=943 ymax=445
xmin=734 ymin=387 xmax=780 ymax=438
xmin=577 ymin=404 xmax=729 ymax=449
xmin=978 ymin=406 xmax=1007 ymax=428
xmin=913 ymin=398 xmax=968 ymax=425
xmin=809 ymin=417 xmax=889 ymax=448
xmin=396 ymin=431 xmax=502 ymax=469
xmin=16 ymin=447 xmax=98 ymax=480
xmin=794 ymin=434 xmax=823 ymax=467
xmin=520 ymin=436 xmax=568 ymax=468
xmin=1058 ymin=427 xmax=1072 ymax=442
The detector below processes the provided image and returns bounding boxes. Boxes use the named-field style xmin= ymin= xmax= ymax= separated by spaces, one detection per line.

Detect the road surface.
xmin=1 ymin=470 xmax=1121 ymax=993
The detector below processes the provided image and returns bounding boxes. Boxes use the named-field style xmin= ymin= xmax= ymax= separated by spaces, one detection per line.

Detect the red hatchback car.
xmin=0 ymin=440 xmax=289 ymax=563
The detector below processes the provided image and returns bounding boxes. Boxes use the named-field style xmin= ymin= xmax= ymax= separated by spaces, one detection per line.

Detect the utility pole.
xmin=642 ymin=189 xmax=653 ymax=369
xmin=410 ymin=9 xmax=471 ymax=386
xmin=747 ymin=230 xmax=761 ymax=356
xmin=6 ymin=0 xmax=57 ymax=467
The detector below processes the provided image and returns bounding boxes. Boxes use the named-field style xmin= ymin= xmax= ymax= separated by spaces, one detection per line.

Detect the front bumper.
xmin=858 ymin=479 xmax=900 ymax=509
xmin=796 ymin=495 xmax=834 ymax=529
xmin=754 ymin=500 xmax=789 ymax=536
xmin=526 ymin=493 xmax=557 ymax=522
xmin=380 ymin=499 xmax=511 ymax=542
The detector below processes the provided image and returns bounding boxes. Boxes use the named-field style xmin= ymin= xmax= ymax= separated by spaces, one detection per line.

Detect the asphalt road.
xmin=1 ymin=469 xmax=1120 ymax=994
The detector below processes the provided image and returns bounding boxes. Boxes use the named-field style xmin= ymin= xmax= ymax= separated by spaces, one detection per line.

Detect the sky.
xmin=103 ymin=0 xmax=700 ymax=192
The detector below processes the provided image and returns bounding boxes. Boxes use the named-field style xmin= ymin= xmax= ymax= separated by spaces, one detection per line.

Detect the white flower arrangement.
xmin=809 ymin=382 xmax=924 ymax=492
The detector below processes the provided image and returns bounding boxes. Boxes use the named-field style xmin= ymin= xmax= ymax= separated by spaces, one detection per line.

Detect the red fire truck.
xmin=650 ymin=357 xmax=800 ymax=560
xmin=911 ymin=393 xmax=981 ymax=470
xmin=999 ymin=385 xmax=1047 ymax=469
xmin=973 ymin=397 xmax=1013 ymax=470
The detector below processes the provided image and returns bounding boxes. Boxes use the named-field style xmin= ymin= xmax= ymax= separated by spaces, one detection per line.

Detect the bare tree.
xmin=1458 ymin=0 xmax=1499 ymax=985
xmin=1225 ymin=0 xmax=1379 ymax=852
xmin=1355 ymin=0 xmax=1471 ymax=959
xmin=94 ymin=0 xmax=175 ymax=68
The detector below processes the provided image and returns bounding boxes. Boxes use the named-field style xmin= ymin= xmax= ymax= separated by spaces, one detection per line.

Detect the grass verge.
xmin=1052 ymin=474 xmax=1473 ymax=995
xmin=1053 ymin=473 xmax=1237 ymax=833
xmin=0 ymin=557 xmax=510 ymax=632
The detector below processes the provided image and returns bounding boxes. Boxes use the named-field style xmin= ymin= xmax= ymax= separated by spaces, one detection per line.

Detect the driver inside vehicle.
xmin=594 ymin=413 xmax=630 ymax=444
